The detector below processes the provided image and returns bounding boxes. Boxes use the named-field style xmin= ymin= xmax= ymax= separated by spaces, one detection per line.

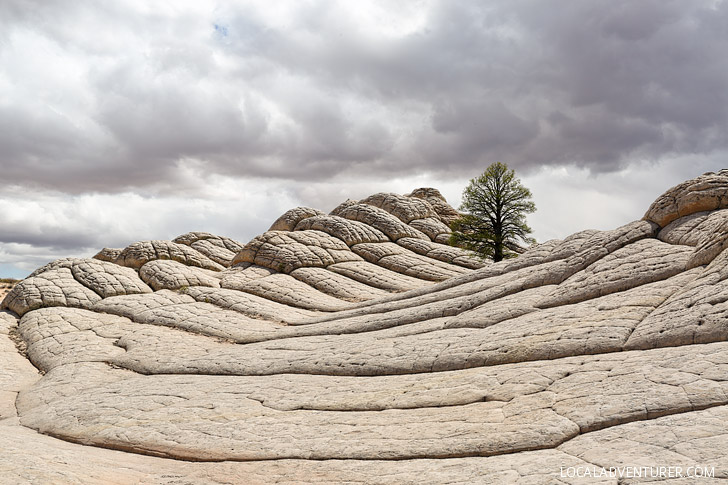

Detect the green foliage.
xmin=449 ymin=162 xmax=536 ymax=262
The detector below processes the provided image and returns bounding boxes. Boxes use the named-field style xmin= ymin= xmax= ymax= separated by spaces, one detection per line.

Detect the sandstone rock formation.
xmin=2 ymin=177 xmax=728 ymax=483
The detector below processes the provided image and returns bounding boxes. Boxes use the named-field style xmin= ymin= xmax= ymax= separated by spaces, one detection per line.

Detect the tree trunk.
xmin=493 ymin=242 xmax=503 ymax=262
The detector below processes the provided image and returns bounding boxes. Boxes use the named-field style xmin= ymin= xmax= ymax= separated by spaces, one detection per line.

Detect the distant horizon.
xmin=2 ymin=1 xmax=727 ymax=278
xmin=0 ymin=164 xmax=721 ymax=279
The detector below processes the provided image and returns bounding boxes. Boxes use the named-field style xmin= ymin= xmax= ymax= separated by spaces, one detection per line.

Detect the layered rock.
xmin=2 ymin=175 xmax=728 ymax=483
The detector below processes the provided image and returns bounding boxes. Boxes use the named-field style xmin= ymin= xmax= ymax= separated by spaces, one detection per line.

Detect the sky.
xmin=1 ymin=0 xmax=727 ymax=278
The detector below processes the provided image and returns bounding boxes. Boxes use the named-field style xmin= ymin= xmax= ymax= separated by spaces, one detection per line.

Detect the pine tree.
xmin=449 ymin=162 xmax=536 ymax=262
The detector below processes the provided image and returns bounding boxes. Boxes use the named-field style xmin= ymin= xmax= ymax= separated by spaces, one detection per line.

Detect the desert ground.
xmin=0 ymin=280 xmax=17 ymax=302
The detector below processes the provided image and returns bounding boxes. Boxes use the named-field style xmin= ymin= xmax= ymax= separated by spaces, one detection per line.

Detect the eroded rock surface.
xmin=645 ymin=169 xmax=728 ymax=227
xmin=2 ymin=174 xmax=728 ymax=483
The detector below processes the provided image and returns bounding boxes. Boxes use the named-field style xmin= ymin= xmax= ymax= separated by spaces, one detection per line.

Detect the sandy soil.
xmin=0 ymin=282 xmax=17 ymax=302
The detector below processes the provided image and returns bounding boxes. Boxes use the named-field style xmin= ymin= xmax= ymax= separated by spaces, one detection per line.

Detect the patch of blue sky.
xmin=214 ymin=23 xmax=229 ymax=37
xmin=0 ymin=264 xmax=28 ymax=280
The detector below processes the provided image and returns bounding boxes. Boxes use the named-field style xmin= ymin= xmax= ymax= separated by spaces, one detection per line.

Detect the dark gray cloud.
xmin=2 ymin=0 xmax=728 ymax=278
xmin=0 ymin=0 xmax=726 ymax=194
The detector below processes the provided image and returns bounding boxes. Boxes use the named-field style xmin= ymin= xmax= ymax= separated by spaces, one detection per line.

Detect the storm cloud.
xmin=1 ymin=0 xmax=727 ymax=192
xmin=1 ymin=0 xmax=727 ymax=277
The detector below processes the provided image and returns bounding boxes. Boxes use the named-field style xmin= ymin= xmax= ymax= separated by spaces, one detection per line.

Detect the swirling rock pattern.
xmin=2 ymin=176 xmax=728 ymax=483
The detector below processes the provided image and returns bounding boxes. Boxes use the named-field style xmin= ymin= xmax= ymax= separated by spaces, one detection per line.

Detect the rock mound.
xmin=2 ymin=174 xmax=728 ymax=483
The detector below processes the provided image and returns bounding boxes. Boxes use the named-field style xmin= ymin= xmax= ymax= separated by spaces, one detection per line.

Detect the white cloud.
xmin=522 ymin=155 xmax=727 ymax=242
xmin=0 ymin=183 xmax=299 ymax=276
